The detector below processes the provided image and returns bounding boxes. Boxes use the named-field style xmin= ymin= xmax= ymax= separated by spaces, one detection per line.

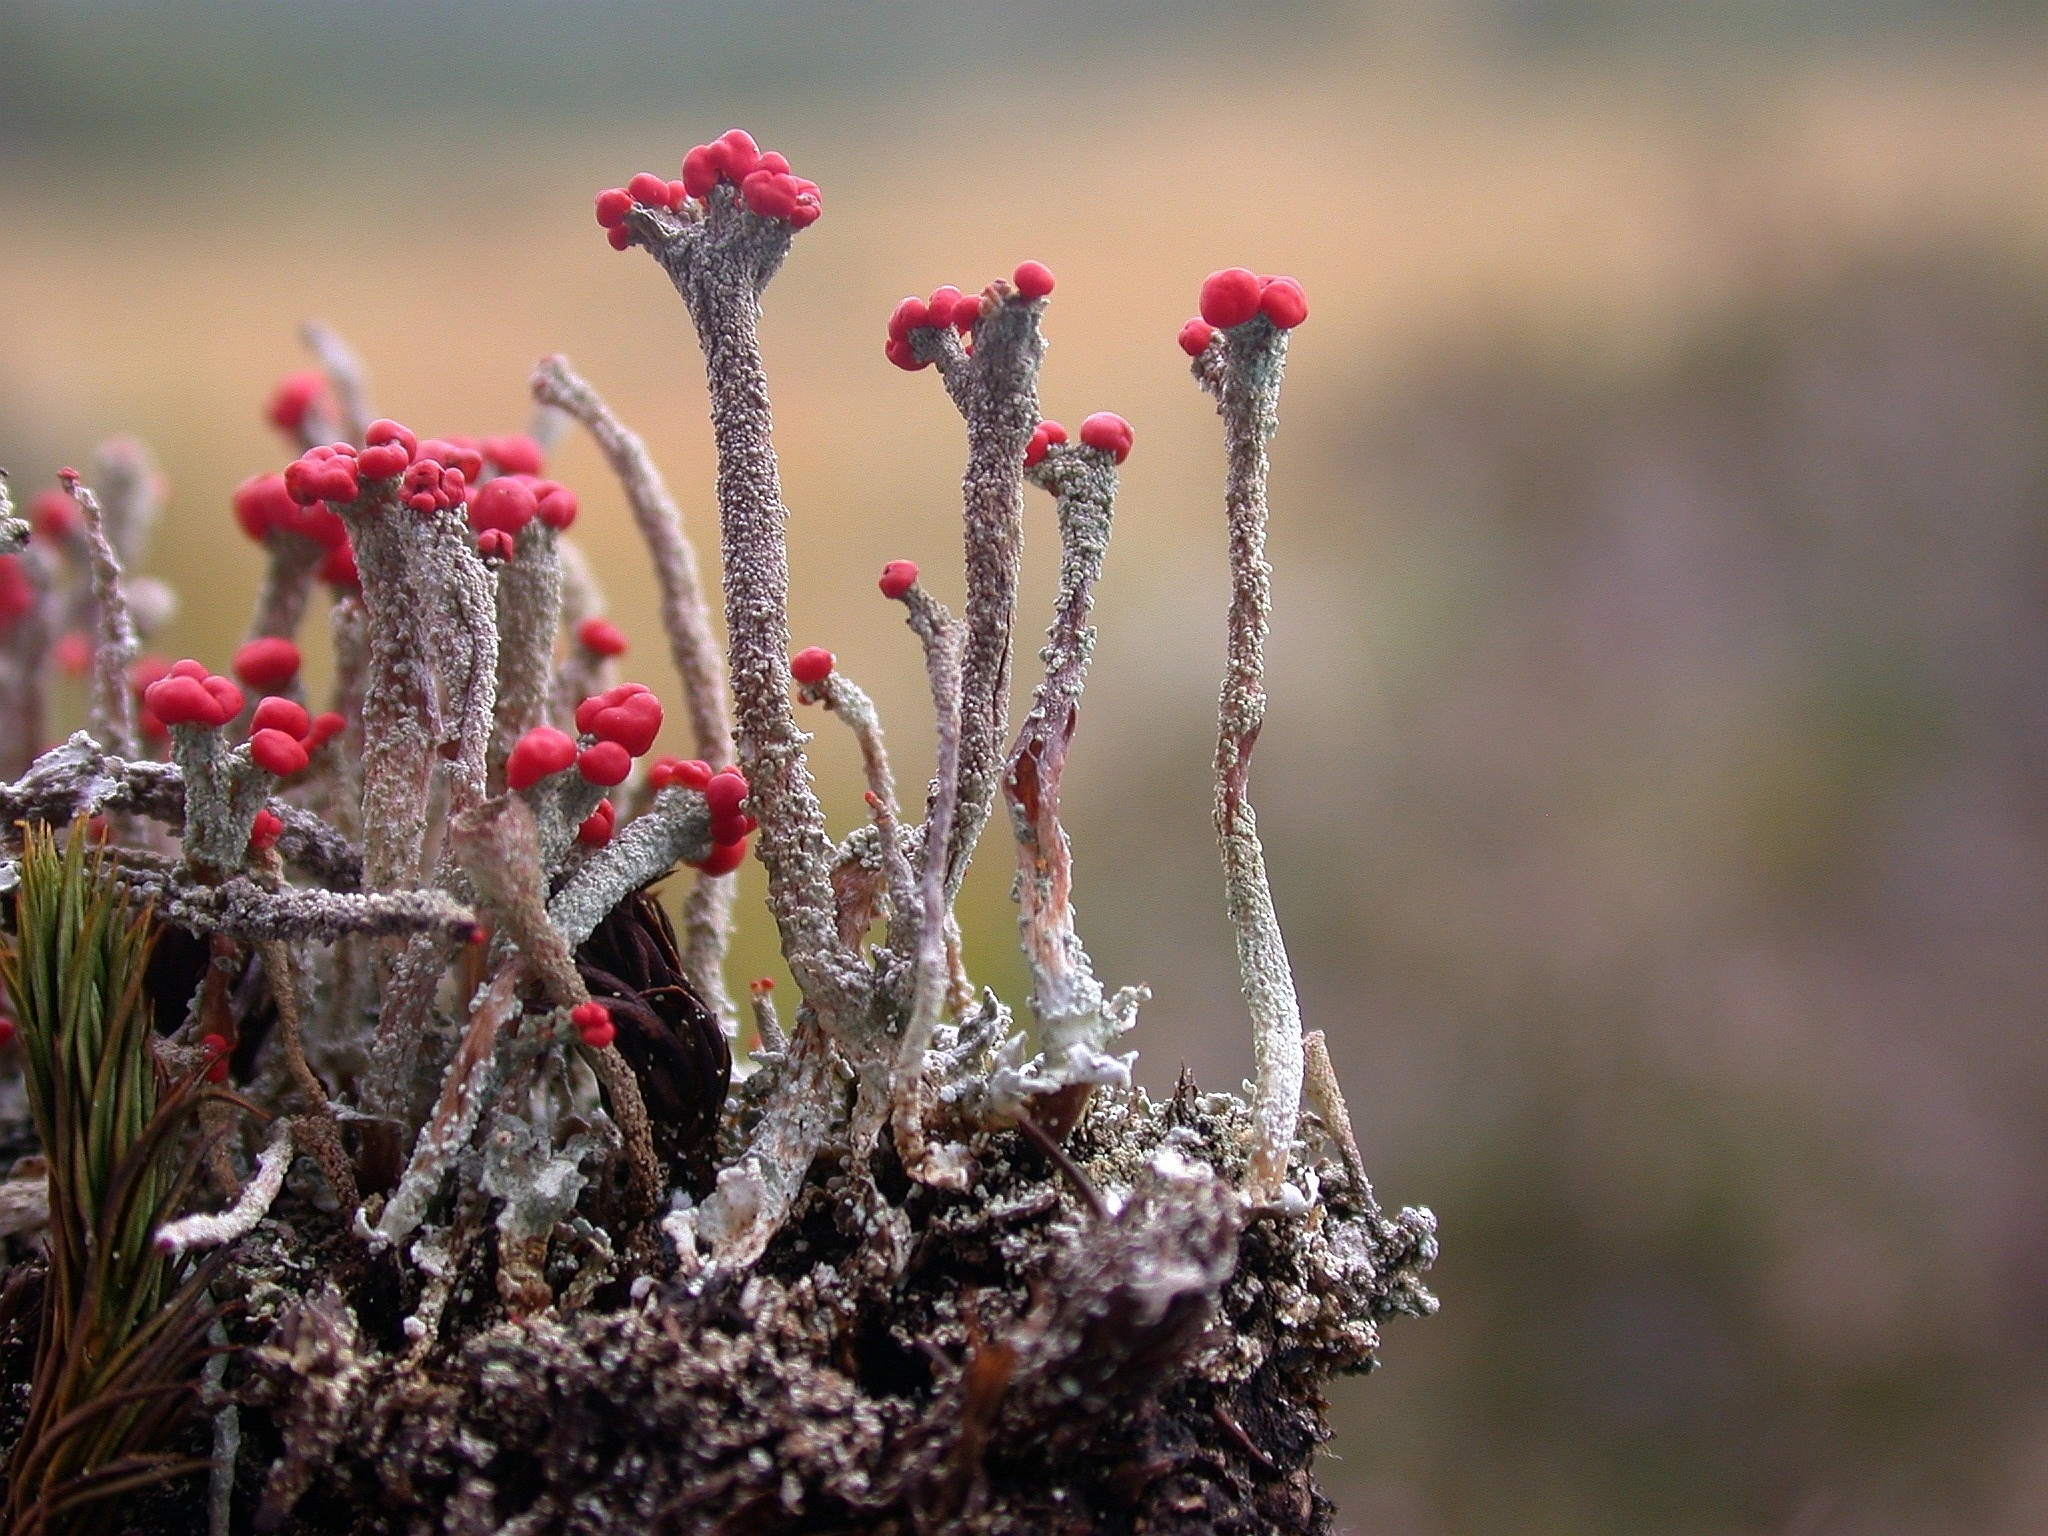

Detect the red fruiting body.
xmin=577 ymin=798 xmax=617 ymax=848
xmin=0 ymin=556 xmax=32 ymax=630
xmin=200 ymin=1032 xmax=232 ymax=1082
xmin=1079 ymin=412 xmax=1134 ymax=463
xmin=359 ymin=418 xmax=418 ymax=479
xmin=304 ymin=711 xmax=346 ymax=751
xmin=571 ymin=1000 xmax=616 ymax=1050
xmin=1013 ymin=260 xmax=1055 ymax=300
xmin=790 ymin=646 xmax=834 ymax=686
xmin=248 ymin=807 xmax=284 ymax=853
xmin=1024 ymin=419 xmax=1067 ymax=468
xmin=470 ymin=475 xmax=538 ymax=535
xmin=415 ymin=439 xmax=484 ymax=482
xmin=577 ymin=740 xmax=632 ymax=787
xmin=885 ymin=336 xmax=925 ymax=372
xmin=717 ymin=128 xmax=761 ymax=179
xmin=1259 ymin=275 xmax=1309 ymax=328
xmin=607 ymin=226 xmax=633 ymax=252
xmin=888 ymin=297 xmax=930 ymax=341
xmin=741 ymin=169 xmax=802 ymax=221
xmin=249 ymin=728 xmax=309 ymax=778
xmin=233 ymin=636 xmax=302 ymax=691
xmin=130 ymin=655 xmax=172 ymax=694
xmin=483 ymin=435 xmax=544 ymax=476
xmin=476 ymin=528 xmax=515 ymax=561
xmin=758 ymin=151 xmax=789 ymax=176
xmin=144 ymin=667 xmax=241 ymax=730
xmin=703 ymin=767 xmax=750 ymax=843
xmin=694 ymin=839 xmax=748 ymax=876
xmin=627 ymin=171 xmax=670 ymax=207
xmin=400 ymin=458 xmax=468 ymax=516
xmin=1178 ymin=317 xmax=1216 ymax=356
xmin=266 ymin=372 xmax=327 ymax=433
xmin=667 ymin=179 xmax=689 ymax=208
xmin=953 ymin=294 xmax=979 ymax=332
xmin=534 ymin=482 xmax=578 ymax=529
xmin=925 ymin=286 xmax=963 ymax=328
xmin=879 ymin=559 xmax=919 ymax=600
xmin=53 ymin=632 xmax=90 ymax=676
xmin=506 ymin=726 xmax=577 ymax=790
xmin=576 ymin=682 xmax=663 ymax=756
xmin=648 ymin=756 xmax=714 ymax=792
xmin=31 ymin=489 xmax=78 ymax=543
xmin=321 ymin=542 xmax=358 ymax=588
xmin=251 ymin=696 xmax=311 ymax=739
xmin=234 ymin=473 xmax=295 ymax=541
xmin=1199 ymin=267 xmax=1263 ymax=329
xmin=577 ymin=617 xmax=628 ymax=657
xmin=680 ymin=145 xmax=718 ymax=198
xmin=595 ymin=187 xmax=634 ymax=228
xmin=285 ymin=444 xmax=361 ymax=508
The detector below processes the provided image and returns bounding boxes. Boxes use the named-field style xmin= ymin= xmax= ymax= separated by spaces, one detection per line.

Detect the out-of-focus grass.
xmin=9 ymin=37 xmax=2048 ymax=1535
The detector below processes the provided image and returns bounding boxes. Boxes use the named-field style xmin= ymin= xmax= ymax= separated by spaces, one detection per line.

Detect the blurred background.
xmin=6 ymin=2 xmax=2048 ymax=1530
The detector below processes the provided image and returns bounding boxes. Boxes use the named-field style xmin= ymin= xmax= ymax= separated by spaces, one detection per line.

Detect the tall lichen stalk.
xmin=1 ymin=823 xmax=220 ymax=1534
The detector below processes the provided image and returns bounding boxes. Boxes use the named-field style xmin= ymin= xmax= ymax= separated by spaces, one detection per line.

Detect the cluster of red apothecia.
xmin=882 ymin=260 xmax=1055 ymax=371
xmin=134 ymin=642 xmax=342 ymax=855
xmin=257 ymin=417 xmax=577 ymax=569
xmin=1177 ymin=268 xmax=1310 ymax=356
xmin=646 ymin=757 xmax=755 ymax=876
xmin=594 ymin=129 xmax=822 ymax=250
xmin=504 ymin=683 xmax=754 ymax=875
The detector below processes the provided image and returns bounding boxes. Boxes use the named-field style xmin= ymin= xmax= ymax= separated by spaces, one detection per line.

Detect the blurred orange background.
xmin=8 ymin=4 xmax=2048 ymax=1531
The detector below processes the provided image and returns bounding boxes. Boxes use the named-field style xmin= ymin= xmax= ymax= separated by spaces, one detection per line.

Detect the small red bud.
xmin=578 ymin=740 xmax=632 ymax=786
xmin=1079 ymin=412 xmax=1134 ymax=464
xmin=507 ymin=726 xmax=577 ymax=790
xmin=1012 ymin=260 xmax=1055 ymax=300
xmin=1178 ymin=317 xmax=1216 ymax=356
xmin=249 ymin=728 xmax=310 ymax=778
xmin=1199 ymin=268 xmax=1263 ymax=330
xmin=577 ymin=798 xmax=617 ymax=848
xmin=694 ymin=838 xmax=748 ymax=876
xmin=477 ymin=528 xmax=515 ymax=561
xmin=248 ymin=808 xmax=285 ymax=852
xmin=200 ymin=1032 xmax=232 ymax=1082
xmin=577 ymin=617 xmax=628 ymax=657
xmin=595 ymin=187 xmax=634 ymax=228
xmin=233 ymin=636 xmax=302 ymax=691
xmin=251 ymin=695 xmax=310 ymax=739
xmin=1259 ymin=275 xmax=1309 ymax=329
xmin=879 ymin=560 xmax=919 ymax=600
xmin=790 ymin=647 xmax=834 ymax=686
xmin=627 ymin=172 xmax=669 ymax=207
xmin=570 ymin=999 xmax=616 ymax=1050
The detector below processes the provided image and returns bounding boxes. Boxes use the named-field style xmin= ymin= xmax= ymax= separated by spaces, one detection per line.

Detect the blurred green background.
xmin=8 ymin=3 xmax=2048 ymax=1531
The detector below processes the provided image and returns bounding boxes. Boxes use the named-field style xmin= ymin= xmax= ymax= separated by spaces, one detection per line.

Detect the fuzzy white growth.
xmin=156 ymin=1121 xmax=293 ymax=1255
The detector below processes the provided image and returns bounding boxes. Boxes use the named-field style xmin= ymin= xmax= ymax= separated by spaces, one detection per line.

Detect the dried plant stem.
xmin=1301 ymin=1029 xmax=1370 ymax=1202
